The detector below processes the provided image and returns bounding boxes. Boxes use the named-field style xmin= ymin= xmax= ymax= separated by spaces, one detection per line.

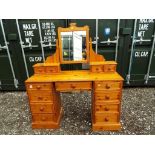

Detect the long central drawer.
xmin=55 ymin=81 xmax=92 ymax=91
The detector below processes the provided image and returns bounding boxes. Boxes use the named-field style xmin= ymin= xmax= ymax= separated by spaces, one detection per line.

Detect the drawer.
xmin=94 ymin=113 xmax=119 ymax=123
xmin=32 ymin=114 xmax=57 ymax=122
xmin=91 ymin=65 xmax=104 ymax=73
xmin=26 ymin=82 xmax=52 ymax=91
xmin=55 ymin=81 xmax=92 ymax=91
xmin=45 ymin=66 xmax=60 ymax=74
xmin=94 ymin=91 xmax=121 ymax=101
xmin=34 ymin=66 xmax=45 ymax=74
xmin=95 ymin=104 xmax=119 ymax=113
xmin=30 ymin=103 xmax=55 ymax=113
xmin=28 ymin=91 xmax=53 ymax=102
xmin=104 ymin=64 xmax=116 ymax=73
xmin=94 ymin=81 xmax=122 ymax=91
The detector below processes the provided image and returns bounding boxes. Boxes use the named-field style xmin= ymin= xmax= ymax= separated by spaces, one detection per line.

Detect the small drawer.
xmin=94 ymin=81 xmax=122 ymax=91
xmin=94 ymin=91 xmax=121 ymax=101
xmin=55 ymin=81 xmax=92 ymax=91
xmin=34 ymin=66 xmax=45 ymax=74
xmin=30 ymin=103 xmax=55 ymax=113
xmin=104 ymin=64 xmax=116 ymax=73
xmin=26 ymin=82 xmax=52 ymax=91
xmin=32 ymin=114 xmax=57 ymax=122
xmin=45 ymin=66 xmax=60 ymax=74
xmin=91 ymin=65 xmax=104 ymax=73
xmin=95 ymin=113 xmax=119 ymax=123
xmin=95 ymin=104 xmax=119 ymax=113
xmin=28 ymin=91 xmax=53 ymax=102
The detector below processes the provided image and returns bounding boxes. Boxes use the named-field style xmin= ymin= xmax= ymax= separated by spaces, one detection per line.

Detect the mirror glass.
xmin=61 ymin=31 xmax=87 ymax=61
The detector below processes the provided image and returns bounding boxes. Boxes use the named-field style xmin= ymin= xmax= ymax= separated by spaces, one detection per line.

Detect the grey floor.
xmin=0 ymin=88 xmax=155 ymax=135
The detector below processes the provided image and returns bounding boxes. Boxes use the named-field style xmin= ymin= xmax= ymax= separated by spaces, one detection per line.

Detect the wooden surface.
xmin=45 ymin=40 xmax=60 ymax=63
xmin=33 ymin=63 xmax=60 ymax=67
xmin=89 ymin=38 xmax=105 ymax=62
xmin=90 ymin=61 xmax=117 ymax=65
xmin=25 ymin=70 xmax=123 ymax=83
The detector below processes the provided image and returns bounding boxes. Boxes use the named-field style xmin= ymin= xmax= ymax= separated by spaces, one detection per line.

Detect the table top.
xmin=25 ymin=70 xmax=124 ymax=83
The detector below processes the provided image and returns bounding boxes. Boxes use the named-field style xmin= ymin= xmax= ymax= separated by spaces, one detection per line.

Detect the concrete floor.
xmin=0 ymin=88 xmax=154 ymax=135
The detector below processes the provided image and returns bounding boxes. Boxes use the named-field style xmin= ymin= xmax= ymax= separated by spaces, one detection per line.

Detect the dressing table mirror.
xmin=25 ymin=23 xmax=123 ymax=131
xmin=60 ymin=30 xmax=87 ymax=63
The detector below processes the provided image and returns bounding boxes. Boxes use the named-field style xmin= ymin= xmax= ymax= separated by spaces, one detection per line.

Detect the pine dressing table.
xmin=25 ymin=23 xmax=123 ymax=131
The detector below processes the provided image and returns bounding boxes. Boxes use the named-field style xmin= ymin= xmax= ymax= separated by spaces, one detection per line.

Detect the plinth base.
xmin=92 ymin=122 xmax=121 ymax=131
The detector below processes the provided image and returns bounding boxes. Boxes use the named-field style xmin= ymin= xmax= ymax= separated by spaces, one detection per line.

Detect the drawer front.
xmin=26 ymin=83 xmax=52 ymax=91
xmin=95 ymin=113 xmax=119 ymax=123
xmin=30 ymin=103 xmax=54 ymax=113
xmin=45 ymin=66 xmax=59 ymax=74
xmin=34 ymin=67 xmax=45 ymax=74
xmin=91 ymin=65 xmax=104 ymax=73
xmin=32 ymin=114 xmax=57 ymax=122
xmin=94 ymin=81 xmax=122 ymax=91
xmin=95 ymin=104 xmax=119 ymax=113
xmin=95 ymin=91 xmax=121 ymax=101
xmin=104 ymin=64 xmax=116 ymax=73
xmin=28 ymin=91 xmax=53 ymax=102
xmin=55 ymin=81 xmax=92 ymax=91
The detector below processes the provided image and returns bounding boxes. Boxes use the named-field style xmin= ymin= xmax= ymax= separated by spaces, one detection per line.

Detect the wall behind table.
xmin=0 ymin=19 xmax=155 ymax=90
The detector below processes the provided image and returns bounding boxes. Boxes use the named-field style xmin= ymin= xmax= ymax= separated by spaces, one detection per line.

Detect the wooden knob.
xmin=104 ymin=118 xmax=109 ymax=122
xmin=71 ymin=85 xmax=76 ymax=89
xmin=36 ymin=85 xmax=41 ymax=89
xmin=38 ymin=97 xmax=43 ymax=100
xmin=104 ymin=107 xmax=109 ymax=111
xmin=96 ymin=68 xmax=99 ymax=71
xmin=40 ymin=107 xmax=44 ymax=111
xmin=41 ymin=117 xmax=46 ymax=121
xmin=105 ymin=96 xmax=109 ymax=100
xmin=105 ymin=84 xmax=110 ymax=89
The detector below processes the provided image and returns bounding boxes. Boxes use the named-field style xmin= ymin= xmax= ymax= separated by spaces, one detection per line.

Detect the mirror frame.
xmin=58 ymin=23 xmax=89 ymax=64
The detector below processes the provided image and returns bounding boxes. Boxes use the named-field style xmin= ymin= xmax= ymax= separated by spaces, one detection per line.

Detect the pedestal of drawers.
xmin=92 ymin=81 xmax=123 ymax=131
xmin=26 ymin=82 xmax=63 ymax=129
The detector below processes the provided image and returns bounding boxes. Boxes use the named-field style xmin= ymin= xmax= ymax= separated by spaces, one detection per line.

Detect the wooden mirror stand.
xmin=33 ymin=23 xmax=118 ymax=74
